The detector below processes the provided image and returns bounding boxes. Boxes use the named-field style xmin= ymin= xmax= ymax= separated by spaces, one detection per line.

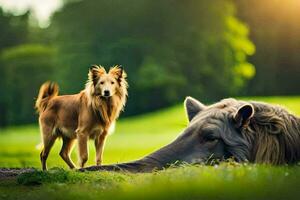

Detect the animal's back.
xmin=40 ymin=93 xmax=84 ymax=138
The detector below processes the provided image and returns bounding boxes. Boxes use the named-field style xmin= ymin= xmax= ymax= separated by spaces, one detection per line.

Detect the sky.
xmin=0 ymin=0 xmax=62 ymax=27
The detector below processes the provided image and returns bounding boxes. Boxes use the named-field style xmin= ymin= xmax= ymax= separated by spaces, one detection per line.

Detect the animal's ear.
xmin=109 ymin=65 xmax=126 ymax=81
xmin=184 ymin=96 xmax=206 ymax=122
xmin=89 ymin=65 xmax=98 ymax=71
xmin=88 ymin=65 xmax=106 ymax=85
xmin=89 ymin=65 xmax=106 ymax=74
xmin=234 ymin=104 xmax=254 ymax=128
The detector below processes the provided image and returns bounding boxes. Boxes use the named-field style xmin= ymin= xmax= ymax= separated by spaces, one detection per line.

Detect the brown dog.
xmin=35 ymin=65 xmax=128 ymax=170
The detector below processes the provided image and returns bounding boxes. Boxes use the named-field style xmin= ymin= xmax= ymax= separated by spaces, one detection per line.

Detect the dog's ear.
xmin=109 ymin=65 xmax=126 ymax=81
xmin=88 ymin=65 xmax=106 ymax=85
xmin=234 ymin=104 xmax=254 ymax=128
xmin=89 ymin=65 xmax=98 ymax=71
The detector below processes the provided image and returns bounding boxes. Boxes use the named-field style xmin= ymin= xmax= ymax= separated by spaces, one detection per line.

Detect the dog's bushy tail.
xmin=35 ymin=81 xmax=59 ymax=113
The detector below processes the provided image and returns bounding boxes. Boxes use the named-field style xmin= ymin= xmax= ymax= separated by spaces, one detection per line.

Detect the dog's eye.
xmin=100 ymin=81 xmax=104 ymax=85
xmin=111 ymin=81 xmax=115 ymax=84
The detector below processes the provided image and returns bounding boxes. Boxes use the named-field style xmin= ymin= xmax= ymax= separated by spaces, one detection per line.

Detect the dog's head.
xmin=88 ymin=65 xmax=126 ymax=98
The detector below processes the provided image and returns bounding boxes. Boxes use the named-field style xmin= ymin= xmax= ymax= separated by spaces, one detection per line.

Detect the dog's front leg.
xmin=77 ymin=131 xmax=89 ymax=168
xmin=95 ymin=130 xmax=108 ymax=165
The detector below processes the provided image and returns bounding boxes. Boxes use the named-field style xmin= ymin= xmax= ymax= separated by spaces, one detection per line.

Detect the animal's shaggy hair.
xmin=245 ymin=102 xmax=300 ymax=164
xmin=85 ymin=65 xmax=128 ymax=127
xmin=216 ymin=99 xmax=300 ymax=165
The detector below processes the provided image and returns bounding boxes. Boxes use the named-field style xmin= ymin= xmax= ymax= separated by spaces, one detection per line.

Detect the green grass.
xmin=0 ymin=103 xmax=186 ymax=168
xmin=0 ymin=96 xmax=300 ymax=200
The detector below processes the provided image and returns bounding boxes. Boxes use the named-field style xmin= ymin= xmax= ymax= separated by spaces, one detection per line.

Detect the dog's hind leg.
xmin=60 ymin=136 xmax=76 ymax=169
xmin=40 ymin=125 xmax=57 ymax=171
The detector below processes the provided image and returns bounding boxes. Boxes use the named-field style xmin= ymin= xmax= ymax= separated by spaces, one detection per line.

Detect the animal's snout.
xmin=104 ymin=90 xmax=110 ymax=97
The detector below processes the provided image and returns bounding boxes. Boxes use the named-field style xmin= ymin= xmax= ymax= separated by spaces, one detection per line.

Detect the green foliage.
xmin=0 ymin=44 xmax=56 ymax=125
xmin=0 ymin=0 xmax=256 ymax=126
xmin=17 ymin=168 xmax=69 ymax=185
xmin=1 ymin=44 xmax=54 ymax=60
xmin=17 ymin=167 xmax=130 ymax=186
xmin=1 ymin=0 xmax=300 ymax=126
xmin=0 ymin=8 xmax=28 ymax=51
xmin=225 ymin=16 xmax=256 ymax=90
xmin=235 ymin=0 xmax=300 ymax=95
xmin=0 ymin=9 xmax=30 ymax=126
xmin=48 ymin=0 xmax=255 ymax=115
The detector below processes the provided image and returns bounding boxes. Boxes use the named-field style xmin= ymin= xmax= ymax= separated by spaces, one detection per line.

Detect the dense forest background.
xmin=0 ymin=0 xmax=299 ymax=127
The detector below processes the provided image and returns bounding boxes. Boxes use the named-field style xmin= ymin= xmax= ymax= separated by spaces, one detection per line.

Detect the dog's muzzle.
xmin=103 ymin=90 xmax=110 ymax=97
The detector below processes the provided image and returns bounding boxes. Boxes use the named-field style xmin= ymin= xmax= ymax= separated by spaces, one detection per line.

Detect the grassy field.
xmin=0 ymin=96 xmax=300 ymax=200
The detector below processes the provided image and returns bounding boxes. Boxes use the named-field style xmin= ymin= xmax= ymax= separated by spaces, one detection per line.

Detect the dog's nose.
xmin=104 ymin=90 xmax=110 ymax=97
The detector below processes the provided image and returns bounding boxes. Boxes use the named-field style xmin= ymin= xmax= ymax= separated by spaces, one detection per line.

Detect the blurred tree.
xmin=0 ymin=8 xmax=29 ymax=51
xmin=235 ymin=0 xmax=300 ymax=95
xmin=49 ymin=0 xmax=255 ymax=115
xmin=0 ymin=8 xmax=30 ymax=126
xmin=1 ymin=44 xmax=56 ymax=125
xmin=2 ymin=0 xmax=300 ymax=126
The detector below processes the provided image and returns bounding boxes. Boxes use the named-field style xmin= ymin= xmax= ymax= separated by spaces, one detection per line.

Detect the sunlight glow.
xmin=0 ymin=0 xmax=62 ymax=27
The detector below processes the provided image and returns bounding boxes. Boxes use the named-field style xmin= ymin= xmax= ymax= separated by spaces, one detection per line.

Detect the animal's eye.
xmin=111 ymin=81 xmax=115 ymax=84
xmin=100 ymin=81 xmax=104 ymax=84
xmin=206 ymin=135 xmax=216 ymax=142
xmin=203 ymin=132 xmax=218 ymax=142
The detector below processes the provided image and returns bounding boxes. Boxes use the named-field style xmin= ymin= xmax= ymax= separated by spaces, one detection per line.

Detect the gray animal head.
xmin=82 ymin=97 xmax=300 ymax=173
xmin=174 ymin=97 xmax=252 ymax=163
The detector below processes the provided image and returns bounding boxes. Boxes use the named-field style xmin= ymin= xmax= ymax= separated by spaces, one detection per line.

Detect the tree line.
xmin=0 ymin=0 xmax=299 ymax=127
